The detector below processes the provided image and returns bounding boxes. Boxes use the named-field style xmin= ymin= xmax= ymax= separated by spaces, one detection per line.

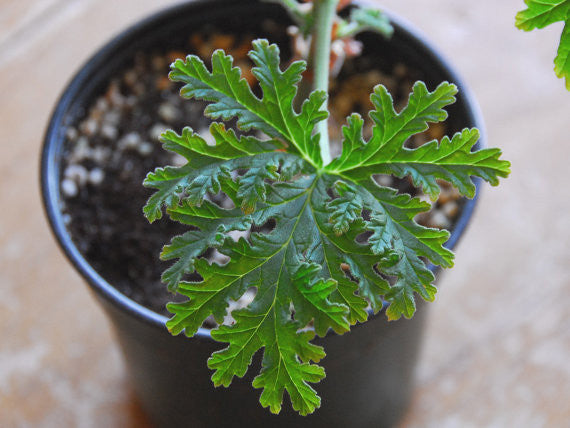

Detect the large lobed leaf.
xmin=143 ymin=39 xmax=510 ymax=415
xmin=169 ymin=39 xmax=328 ymax=166
xmin=516 ymin=0 xmax=570 ymax=89
xmin=326 ymin=82 xmax=510 ymax=199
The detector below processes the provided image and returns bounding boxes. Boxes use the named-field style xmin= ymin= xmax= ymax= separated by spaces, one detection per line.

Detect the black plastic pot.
xmin=41 ymin=1 xmax=484 ymax=426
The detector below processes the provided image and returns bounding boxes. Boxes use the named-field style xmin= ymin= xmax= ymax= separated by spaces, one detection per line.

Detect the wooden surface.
xmin=1 ymin=0 xmax=568 ymax=426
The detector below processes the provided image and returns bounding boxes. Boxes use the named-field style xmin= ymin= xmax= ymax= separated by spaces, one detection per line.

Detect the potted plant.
xmin=41 ymin=0 xmax=509 ymax=426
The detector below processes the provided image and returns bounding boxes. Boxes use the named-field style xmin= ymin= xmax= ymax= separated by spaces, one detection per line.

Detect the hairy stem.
xmin=312 ymin=0 xmax=339 ymax=166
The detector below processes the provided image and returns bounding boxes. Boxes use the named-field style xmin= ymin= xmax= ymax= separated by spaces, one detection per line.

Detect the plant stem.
xmin=312 ymin=0 xmax=339 ymax=166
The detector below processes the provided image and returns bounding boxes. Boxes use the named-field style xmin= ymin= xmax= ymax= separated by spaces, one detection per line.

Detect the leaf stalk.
xmin=312 ymin=0 xmax=339 ymax=166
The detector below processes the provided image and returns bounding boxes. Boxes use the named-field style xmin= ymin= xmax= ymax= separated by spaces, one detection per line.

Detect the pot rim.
xmin=40 ymin=0 xmax=485 ymax=339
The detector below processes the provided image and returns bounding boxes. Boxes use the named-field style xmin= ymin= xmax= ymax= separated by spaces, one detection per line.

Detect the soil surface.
xmin=60 ymin=27 xmax=463 ymax=317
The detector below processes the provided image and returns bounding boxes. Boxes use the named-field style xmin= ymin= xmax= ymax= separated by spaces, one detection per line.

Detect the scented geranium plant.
xmin=143 ymin=0 xmax=510 ymax=416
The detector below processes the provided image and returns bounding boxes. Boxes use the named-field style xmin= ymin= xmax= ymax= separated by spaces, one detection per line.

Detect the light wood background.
xmin=1 ymin=0 xmax=568 ymax=426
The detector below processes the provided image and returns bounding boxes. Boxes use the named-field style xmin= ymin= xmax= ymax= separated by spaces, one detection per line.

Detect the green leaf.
xmin=237 ymin=161 xmax=280 ymax=214
xmin=143 ymin=124 xmax=292 ymax=218
xmin=143 ymin=123 xmax=282 ymax=222
xmin=169 ymin=39 xmax=328 ymax=166
xmin=516 ymin=0 xmax=570 ymax=30
xmin=356 ymin=181 xmax=449 ymax=320
xmin=145 ymin=40 xmax=510 ymax=415
xmin=368 ymin=213 xmax=394 ymax=257
xmin=327 ymin=82 xmax=456 ymax=173
xmin=516 ymin=0 xmax=570 ymax=89
xmin=555 ymin=21 xmax=570 ymax=89
xmin=326 ymin=180 xmax=363 ymax=235
xmin=291 ymin=261 xmax=350 ymax=336
xmin=160 ymin=229 xmax=221 ymax=292
xmin=252 ymin=323 xmax=325 ymax=416
xmin=160 ymin=208 xmax=254 ymax=291
xmin=337 ymin=7 xmax=394 ymax=39
xmin=142 ymin=163 xmax=192 ymax=223
xmin=327 ymin=82 xmax=511 ymax=199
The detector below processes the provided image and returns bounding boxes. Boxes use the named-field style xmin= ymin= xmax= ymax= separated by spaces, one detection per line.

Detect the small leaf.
xmin=515 ymin=0 xmax=570 ymax=30
xmin=143 ymin=164 xmax=193 ymax=223
xmin=291 ymin=261 xmax=350 ymax=336
xmin=326 ymin=180 xmax=363 ymax=235
xmin=348 ymin=7 xmax=393 ymax=38
xmin=143 ymin=124 xmax=282 ymax=221
xmin=357 ymin=181 xmax=448 ymax=319
xmin=555 ymin=21 xmax=570 ymax=89
xmin=237 ymin=161 xmax=280 ymax=214
xmin=252 ymin=319 xmax=325 ymax=416
xmin=186 ymin=165 xmax=230 ymax=206
xmin=367 ymin=213 xmax=392 ymax=256
xmin=516 ymin=0 xmax=570 ymax=89
xmin=160 ymin=229 xmax=219 ymax=292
